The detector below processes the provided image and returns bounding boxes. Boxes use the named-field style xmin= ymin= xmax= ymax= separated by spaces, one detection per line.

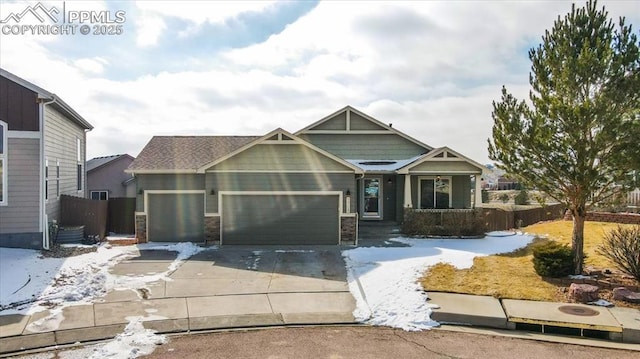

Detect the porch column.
xmin=404 ymin=174 xmax=413 ymax=208
xmin=474 ymin=174 xmax=482 ymax=208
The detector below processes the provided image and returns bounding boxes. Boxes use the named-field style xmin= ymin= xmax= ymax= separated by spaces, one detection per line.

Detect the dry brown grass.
xmin=421 ymin=220 xmax=637 ymax=302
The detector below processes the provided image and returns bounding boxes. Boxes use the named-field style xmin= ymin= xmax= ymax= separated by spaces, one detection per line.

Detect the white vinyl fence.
xmin=628 ymin=188 xmax=640 ymax=208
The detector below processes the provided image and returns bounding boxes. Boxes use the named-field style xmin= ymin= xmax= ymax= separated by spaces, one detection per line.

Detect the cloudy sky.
xmin=1 ymin=0 xmax=638 ymax=164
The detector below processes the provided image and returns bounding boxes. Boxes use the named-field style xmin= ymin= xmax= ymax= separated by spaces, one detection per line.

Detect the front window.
xmin=90 ymin=191 xmax=108 ymax=200
xmin=0 ymin=120 xmax=6 ymax=204
xmin=419 ymin=176 xmax=451 ymax=209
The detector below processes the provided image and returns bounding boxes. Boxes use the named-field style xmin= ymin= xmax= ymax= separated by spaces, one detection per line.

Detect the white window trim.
xmin=90 ymin=190 xmax=109 ymax=200
xmin=0 ymin=120 xmax=6 ymax=206
xmin=418 ymin=176 xmax=453 ymax=209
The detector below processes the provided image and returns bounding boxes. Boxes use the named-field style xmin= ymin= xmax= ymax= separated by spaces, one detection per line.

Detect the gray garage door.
xmin=222 ymin=194 xmax=339 ymax=245
xmin=148 ymin=193 xmax=204 ymax=242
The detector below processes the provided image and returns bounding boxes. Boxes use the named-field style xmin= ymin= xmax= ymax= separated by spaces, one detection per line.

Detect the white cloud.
xmin=74 ymin=57 xmax=108 ymax=75
xmin=135 ymin=0 xmax=278 ymax=25
xmin=1 ymin=0 xmax=638 ymax=163
xmin=135 ymin=11 xmax=166 ymax=47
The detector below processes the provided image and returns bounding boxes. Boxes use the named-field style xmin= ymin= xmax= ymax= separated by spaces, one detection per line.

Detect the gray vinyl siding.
xmin=350 ymin=112 xmax=387 ymax=130
xmin=0 ymin=138 xmax=40 ymax=234
xmin=314 ymin=112 xmax=346 ymax=130
xmin=221 ymin=194 xmax=339 ymax=245
xmin=299 ymin=133 xmax=428 ymax=160
xmin=135 ymin=174 xmax=205 ymax=212
xmin=409 ymin=160 xmax=482 ymax=173
xmin=208 ymin=144 xmax=352 ymax=172
xmin=452 ymin=175 xmax=472 ymax=208
xmin=43 ymin=106 xmax=88 ymax=222
xmin=205 ymin=173 xmax=355 ymax=213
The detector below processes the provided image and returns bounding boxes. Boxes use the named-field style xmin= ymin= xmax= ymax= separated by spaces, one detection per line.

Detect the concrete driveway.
xmin=100 ymin=246 xmax=356 ymax=329
xmin=0 ymin=246 xmax=357 ymax=353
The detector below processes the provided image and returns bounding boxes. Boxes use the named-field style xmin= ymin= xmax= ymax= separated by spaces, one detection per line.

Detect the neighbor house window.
xmin=77 ymin=138 xmax=82 ymax=191
xmin=0 ymin=120 xmax=6 ymax=205
xmin=90 ymin=191 xmax=108 ymax=201
xmin=45 ymin=159 xmax=49 ymax=201
xmin=77 ymin=164 xmax=82 ymax=191
xmin=56 ymin=160 xmax=60 ymax=198
xmin=419 ymin=176 xmax=452 ymax=209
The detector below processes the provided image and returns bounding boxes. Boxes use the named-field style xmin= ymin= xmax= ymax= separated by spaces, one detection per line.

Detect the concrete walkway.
xmin=428 ymin=292 xmax=640 ymax=345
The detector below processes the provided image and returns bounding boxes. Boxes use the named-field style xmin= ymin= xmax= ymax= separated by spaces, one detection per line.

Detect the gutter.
xmin=39 ymin=96 xmax=55 ymax=250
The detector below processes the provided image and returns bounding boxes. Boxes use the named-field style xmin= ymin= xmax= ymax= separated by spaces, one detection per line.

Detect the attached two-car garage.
xmin=146 ymin=192 xmax=341 ymax=245
xmin=221 ymin=193 xmax=340 ymax=245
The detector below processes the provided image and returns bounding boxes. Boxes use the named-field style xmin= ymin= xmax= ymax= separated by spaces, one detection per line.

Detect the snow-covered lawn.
xmin=0 ymin=242 xmax=207 ymax=359
xmin=0 ymin=242 xmax=205 ymax=315
xmin=342 ymin=232 xmax=534 ymax=331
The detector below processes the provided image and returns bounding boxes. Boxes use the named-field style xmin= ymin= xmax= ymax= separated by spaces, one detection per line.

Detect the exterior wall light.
xmin=210 ymin=189 xmax=216 ymax=195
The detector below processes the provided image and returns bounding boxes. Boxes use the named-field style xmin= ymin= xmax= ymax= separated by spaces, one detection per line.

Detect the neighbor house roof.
xmin=127 ymin=136 xmax=260 ymax=173
xmin=0 ymin=68 xmax=93 ymax=130
xmin=87 ymin=154 xmax=134 ymax=172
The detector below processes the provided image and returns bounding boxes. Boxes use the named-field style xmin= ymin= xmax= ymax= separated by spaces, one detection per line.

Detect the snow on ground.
xmin=0 ymin=242 xmax=207 ymax=315
xmin=1 ymin=242 xmax=207 ymax=358
xmin=342 ymin=232 xmax=534 ymax=331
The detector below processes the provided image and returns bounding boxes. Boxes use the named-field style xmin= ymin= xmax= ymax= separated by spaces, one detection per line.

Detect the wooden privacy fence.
xmin=480 ymin=203 xmax=565 ymax=231
xmin=108 ymin=198 xmax=136 ymax=234
xmin=59 ymin=194 xmax=108 ymax=239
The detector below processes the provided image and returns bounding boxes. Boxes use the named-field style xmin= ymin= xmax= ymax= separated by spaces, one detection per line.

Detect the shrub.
xmin=402 ymin=209 xmax=487 ymax=237
xmin=597 ymin=225 xmax=640 ymax=281
xmin=532 ymin=240 xmax=573 ymax=277
xmin=499 ymin=193 xmax=510 ymax=203
xmin=514 ymin=189 xmax=529 ymax=205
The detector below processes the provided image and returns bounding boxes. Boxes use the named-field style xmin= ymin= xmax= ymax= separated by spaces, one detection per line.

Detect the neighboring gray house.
xmin=127 ymin=106 xmax=484 ymax=245
xmin=87 ymin=154 xmax=136 ymax=200
xmin=0 ymin=68 xmax=93 ymax=249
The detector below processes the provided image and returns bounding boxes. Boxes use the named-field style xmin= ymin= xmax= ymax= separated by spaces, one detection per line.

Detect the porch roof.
xmin=345 ymin=155 xmax=423 ymax=173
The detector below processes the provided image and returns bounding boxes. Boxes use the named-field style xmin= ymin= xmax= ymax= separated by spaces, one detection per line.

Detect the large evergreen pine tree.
xmin=488 ymin=0 xmax=640 ymax=274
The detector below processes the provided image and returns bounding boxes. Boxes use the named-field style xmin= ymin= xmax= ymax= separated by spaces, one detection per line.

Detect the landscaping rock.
xmin=613 ymin=287 xmax=640 ymax=304
xmin=569 ymin=283 xmax=599 ymax=303
xmin=583 ymin=266 xmax=602 ymax=276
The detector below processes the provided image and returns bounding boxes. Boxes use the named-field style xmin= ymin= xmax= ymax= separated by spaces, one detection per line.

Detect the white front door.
xmin=362 ymin=176 xmax=383 ymax=219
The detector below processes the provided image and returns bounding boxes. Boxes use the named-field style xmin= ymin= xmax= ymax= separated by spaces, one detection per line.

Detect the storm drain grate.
xmin=557 ymin=305 xmax=600 ymax=317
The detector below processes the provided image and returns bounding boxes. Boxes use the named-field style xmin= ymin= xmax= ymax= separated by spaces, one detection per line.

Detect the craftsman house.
xmin=0 ymin=68 xmax=93 ymax=249
xmin=127 ymin=106 xmax=484 ymax=245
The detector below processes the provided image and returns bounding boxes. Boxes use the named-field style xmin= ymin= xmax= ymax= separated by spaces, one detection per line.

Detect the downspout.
xmin=39 ymin=97 xmax=55 ymax=250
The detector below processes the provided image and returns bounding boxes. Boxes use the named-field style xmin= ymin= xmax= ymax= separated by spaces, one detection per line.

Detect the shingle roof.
xmin=87 ymin=154 xmax=132 ymax=172
xmin=127 ymin=136 xmax=260 ymax=172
